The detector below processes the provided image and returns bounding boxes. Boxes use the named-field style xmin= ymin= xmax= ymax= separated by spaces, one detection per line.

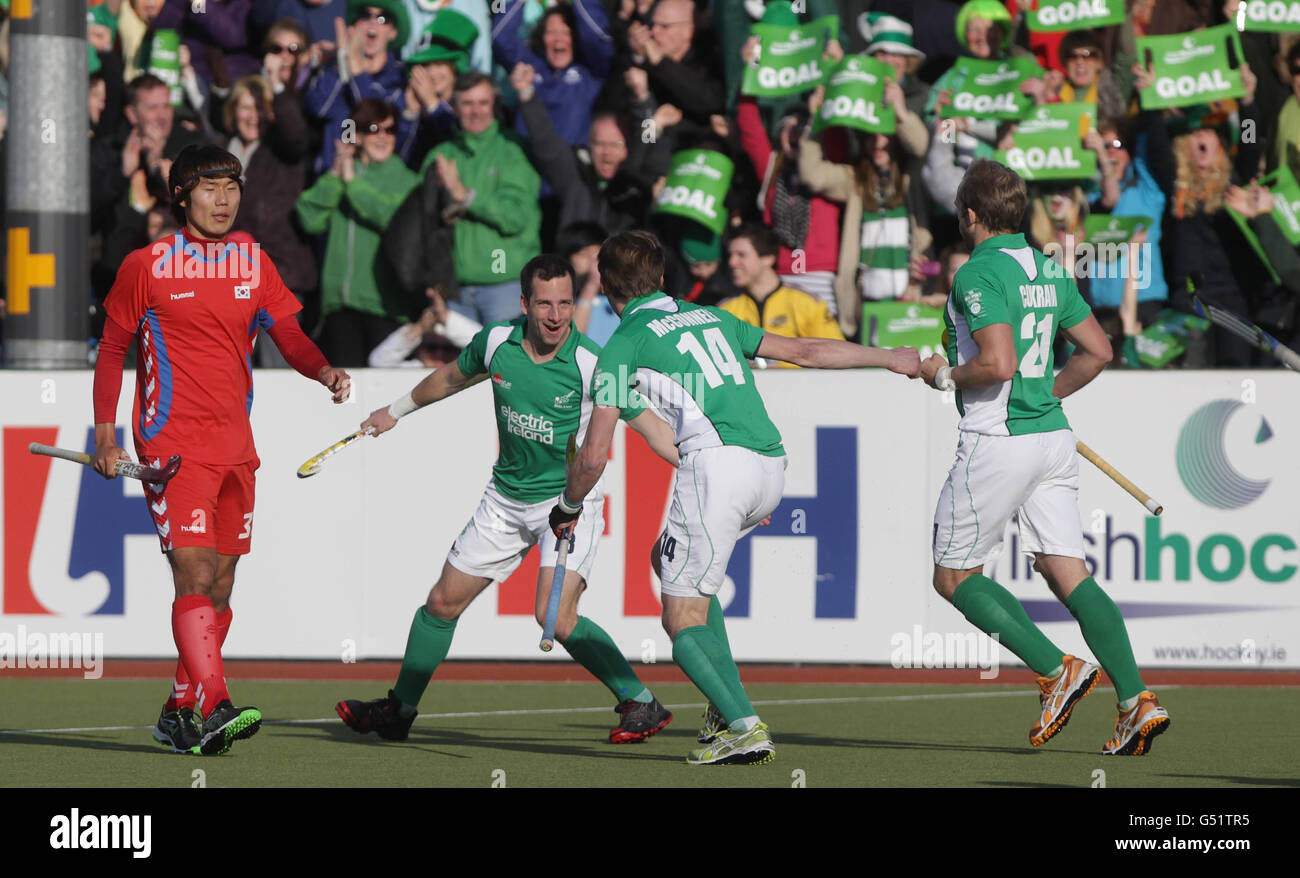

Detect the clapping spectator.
xmin=603 ymin=0 xmax=723 ymax=135
xmin=296 ymin=99 xmax=420 ymax=366
xmin=305 ymin=0 xmax=413 ymax=176
xmin=717 ymin=224 xmax=844 ymax=369
xmin=423 ymin=71 xmax=541 ymax=325
xmin=402 ymin=9 xmax=477 ymax=163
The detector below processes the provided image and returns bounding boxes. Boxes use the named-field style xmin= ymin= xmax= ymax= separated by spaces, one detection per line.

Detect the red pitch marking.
xmin=6 ymin=661 xmax=1299 ymax=686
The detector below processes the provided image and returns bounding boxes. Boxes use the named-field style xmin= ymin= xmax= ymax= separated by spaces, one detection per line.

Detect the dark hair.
xmin=126 ymin=73 xmax=169 ymax=107
xmin=555 ymin=221 xmax=609 ymax=260
xmin=264 ymin=18 xmax=309 ymax=55
xmin=520 ymin=253 xmax=577 ymax=302
xmin=955 ymin=159 xmax=1027 ymax=235
xmin=454 ymin=70 xmax=495 ymax=95
xmin=1059 ymin=29 xmax=1104 ymax=65
xmin=1287 ymin=40 xmax=1300 ymax=72
xmin=728 ymin=223 xmax=779 ymax=260
xmin=598 ymin=230 xmax=665 ymax=302
xmin=353 ymin=98 xmax=397 ymax=132
xmin=168 ymin=144 xmax=244 ymax=225
xmin=529 ymin=5 xmax=577 ymax=65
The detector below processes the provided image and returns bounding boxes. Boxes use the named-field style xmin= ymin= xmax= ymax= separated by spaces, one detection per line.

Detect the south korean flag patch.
xmin=234 ymin=285 xmax=251 ymax=299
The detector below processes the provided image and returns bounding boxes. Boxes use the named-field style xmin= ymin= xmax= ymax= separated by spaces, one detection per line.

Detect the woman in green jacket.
xmin=296 ymin=99 xmax=420 ymax=366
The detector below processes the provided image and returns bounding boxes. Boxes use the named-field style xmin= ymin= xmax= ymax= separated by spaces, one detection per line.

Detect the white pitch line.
xmin=0 ymin=689 xmax=1048 ymax=737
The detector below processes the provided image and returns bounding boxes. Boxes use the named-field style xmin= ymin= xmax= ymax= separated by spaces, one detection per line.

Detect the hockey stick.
xmin=29 ymin=443 xmax=182 ymax=483
xmin=297 ymin=428 xmax=373 ymax=479
xmin=540 ymin=434 xmax=580 ymax=652
xmin=1188 ymin=284 xmax=1300 ymax=372
xmin=1076 ymin=440 xmax=1163 ymax=516
xmin=539 ymin=535 xmax=570 ymax=653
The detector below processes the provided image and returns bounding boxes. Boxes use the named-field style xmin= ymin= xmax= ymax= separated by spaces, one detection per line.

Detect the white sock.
xmin=729 ymin=715 xmax=759 ymax=732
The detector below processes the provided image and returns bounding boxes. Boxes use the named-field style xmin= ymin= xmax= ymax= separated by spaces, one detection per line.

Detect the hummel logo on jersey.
xmin=554 ymin=389 xmax=578 ymax=409
xmin=492 ymin=373 xmax=512 ymax=389
xmin=170 ymin=291 xmax=195 ymax=300
xmin=234 ymin=285 xmax=251 ymax=299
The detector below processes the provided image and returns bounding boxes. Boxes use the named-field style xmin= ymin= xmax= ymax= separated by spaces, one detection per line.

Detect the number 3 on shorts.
xmin=239 ymin=512 xmax=253 ymax=540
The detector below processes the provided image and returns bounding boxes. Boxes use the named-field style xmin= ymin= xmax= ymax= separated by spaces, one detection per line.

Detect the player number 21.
xmin=1018 ymin=312 xmax=1053 ymax=379
xmin=676 ymin=327 xmax=746 ymax=388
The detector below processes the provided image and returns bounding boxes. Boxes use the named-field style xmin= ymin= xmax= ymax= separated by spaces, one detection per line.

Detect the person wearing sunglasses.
xmin=1053 ymin=30 xmax=1124 ymax=122
xmin=296 ymin=99 xmax=422 ymax=366
xmin=262 ymin=18 xmax=312 ymax=93
xmin=304 ymin=0 xmax=414 ymax=176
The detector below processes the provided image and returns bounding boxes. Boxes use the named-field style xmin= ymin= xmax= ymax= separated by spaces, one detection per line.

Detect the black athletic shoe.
xmin=153 ymin=706 xmax=202 ymax=754
xmin=335 ymin=690 xmax=416 ymax=741
xmin=198 ymin=699 xmax=262 ymax=756
xmin=609 ymin=697 xmax=673 ymax=743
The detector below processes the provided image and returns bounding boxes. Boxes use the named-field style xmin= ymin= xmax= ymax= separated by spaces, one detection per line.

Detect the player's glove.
xmin=549 ymin=494 xmax=582 ymax=540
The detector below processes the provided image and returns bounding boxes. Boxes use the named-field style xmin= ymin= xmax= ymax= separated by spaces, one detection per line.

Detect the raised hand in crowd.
xmin=884 ymin=79 xmax=907 ymax=118
xmin=824 ymin=38 xmax=844 ymax=65
xmin=1225 ymin=185 xmax=1256 ymax=218
xmin=1240 ymin=61 xmax=1257 ymax=105
xmin=624 ymin=65 xmax=651 ymax=102
xmin=510 ymin=62 xmax=537 ymax=103
xmin=652 ymin=103 xmax=683 ymax=132
xmin=434 ymin=153 xmax=467 ymax=203
xmin=620 ymin=0 xmax=655 ymax=20
xmin=710 ymin=114 xmax=731 ymax=138
xmin=742 ymin=34 xmax=760 ymax=65
xmin=333 ymin=139 xmax=356 ymax=182
xmin=808 ymin=85 xmax=825 ymax=116
xmin=1132 ymin=62 xmax=1155 ymax=93
xmin=408 ymin=64 xmax=452 ymax=112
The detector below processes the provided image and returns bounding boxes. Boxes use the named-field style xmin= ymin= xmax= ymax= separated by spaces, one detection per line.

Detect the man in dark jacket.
xmin=511 ymin=62 xmax=652 ymax=237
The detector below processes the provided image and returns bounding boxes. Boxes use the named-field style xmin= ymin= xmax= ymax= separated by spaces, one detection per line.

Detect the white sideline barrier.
xmin=1 ymin=369 xmax=1296 ymax=668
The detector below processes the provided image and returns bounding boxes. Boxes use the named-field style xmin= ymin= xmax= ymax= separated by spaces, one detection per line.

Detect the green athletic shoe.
xmin=198 ymin=700 xmax=263 ymax=756
xmin=697 ymin=702 xmax=725 ymax=744
xmin=687 ymin=721 xmax=775 ymax=765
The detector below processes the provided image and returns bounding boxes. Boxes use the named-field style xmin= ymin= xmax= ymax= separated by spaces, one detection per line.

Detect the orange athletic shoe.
xmin=1029 ymin=655 xmax=1100 ymax=747
xmin=1102 ymin=691 xmax=1170 ymax=756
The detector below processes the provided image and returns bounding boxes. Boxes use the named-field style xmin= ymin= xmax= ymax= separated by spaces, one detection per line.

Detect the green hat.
xmin=865 ymin=13 xmax=924 ymax=60
xmin=88 ymin=43 xmax=102 ymax=76
xmin=347 ymin=0 xmax=410 ymax=51
xmin=1165 ymin=103 xmax=1236 ymax=145
xmin=758 ymin=2 xmax=800 ymax=28
xmin=88 ymin=4 xmax=119 ymax=37
xmin=406 ymin=8 xmax=478 ymax=71
xmin=679 ymin=227 xmax=722 ymax=264
xmin=955 ymin=0 xmax=1012 ymax=53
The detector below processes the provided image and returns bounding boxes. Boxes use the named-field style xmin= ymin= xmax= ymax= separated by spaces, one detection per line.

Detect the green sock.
xmin=673 ymin=626 xmax=755 ymax=724
xmin=951 ymin=574 xmax=1065 ymax=676
xmin=1065 ymin=577 xmax=1146 ymax=703
xmin=392 ymin=607 xmax=457 ymax=708
xmin=707 ymin=595 xmax=734 ymax=664
xmin=560 ymin=616 xmax=649 ymax=703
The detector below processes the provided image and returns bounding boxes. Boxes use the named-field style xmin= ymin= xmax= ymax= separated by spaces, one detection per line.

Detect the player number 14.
xmin=676 ymin=327 xmax=746 ymax=388
xmin=1018 ymin=312 xmax=1053 ymax=379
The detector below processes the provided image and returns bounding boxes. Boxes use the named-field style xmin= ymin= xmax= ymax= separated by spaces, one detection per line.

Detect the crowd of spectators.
xmin=0 ymin=0 xmax=1297 ymax=369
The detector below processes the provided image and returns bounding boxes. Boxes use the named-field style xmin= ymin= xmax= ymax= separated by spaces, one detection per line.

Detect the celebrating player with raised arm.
xmin=920 ymin=159 xmax=1170 ymax=755
xmin=335 ymin=255 xmax=680 ymax=744
xmin=92 ymin=145 xmax=351 ymax=756
xmin=549 ymin=231 xmax=921 ymax=765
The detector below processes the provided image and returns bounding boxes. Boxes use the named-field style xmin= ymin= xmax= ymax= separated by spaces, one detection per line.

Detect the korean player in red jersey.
xmin=92 ymin=145 xmax=351 ymax=756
